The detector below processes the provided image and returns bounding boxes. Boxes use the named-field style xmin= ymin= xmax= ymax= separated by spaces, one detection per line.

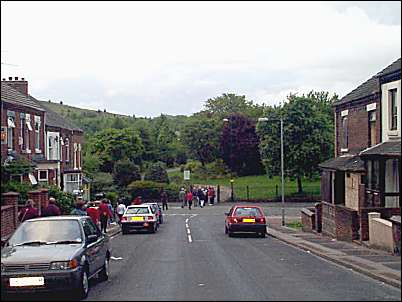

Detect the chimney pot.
xmin=8 ymin=77 xmax=12 ymax=80
xmin=2 ymin=78 xmax=5 ymax=81
xmin=15 ymin=77 xmax=18 ymax=81
xmin=21 ymin=78 xmax=25 ymax=81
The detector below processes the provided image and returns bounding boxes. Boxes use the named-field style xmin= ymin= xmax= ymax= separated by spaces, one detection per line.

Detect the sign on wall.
xmin=184 ymin=170 xmax=190 ymax=180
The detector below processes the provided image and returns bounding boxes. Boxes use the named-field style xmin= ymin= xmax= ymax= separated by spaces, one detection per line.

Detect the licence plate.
xmin=131 ymin=216 xmax=144 ymax=221
xmin=10 ymin=277 xmax=45 ymax=287
xmin=243 ymin=218 xmax=255 ymax=223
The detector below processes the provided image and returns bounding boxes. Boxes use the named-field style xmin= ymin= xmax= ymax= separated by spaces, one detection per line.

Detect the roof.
xmin=33 ymin=98 xmax=83 ymax=132
xmin=319 ymin=155 xmax=365 ymax=172
xmin=1 ymin=82 xmax=45 ymax=112
xmin=376 ymin=58 xmax=401 ymax=77
xmin=359 ymin=141 xmax=401 ymax=157
xmin=333 ymin=58 xmax=401 ymax=107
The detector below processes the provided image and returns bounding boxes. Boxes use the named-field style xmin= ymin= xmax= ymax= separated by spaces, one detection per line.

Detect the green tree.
xmin=181 ymin=117 xmax=220 ymax=166
xmin=144 ymin=162 xmax=169 ymax=183
xmin=257 ymin=91 xmax=336 ymax=193
xmin=113 ymin=160 xmax=141 ymax=188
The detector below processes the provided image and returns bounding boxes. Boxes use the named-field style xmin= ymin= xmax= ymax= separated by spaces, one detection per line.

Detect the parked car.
xmin=224 ymin=205 xmax=267 ymax=238
xmin=121 ymin=205 xmax=158 ymax=234
xmin=1 ymin=216 xmax=111 ymax=300
xmin=143 ymin=202 xmax=163 ymax=224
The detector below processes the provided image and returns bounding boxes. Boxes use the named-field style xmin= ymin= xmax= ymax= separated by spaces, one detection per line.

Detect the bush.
xmin=91 ymin=172 xmax=116 ymax=198
xmin=105 ymin=191 xmax=118 ymax=205
xmin=193 ymin=159 xmax=231 ymax=179
xmin=1 ymin=180 xmax=33 ymax=204
xmin=144 ymin=163 xmax=169 ymax=183
xmin=113 ymin=160 xmax=141 ymax=188
xmin=127 ymin=180 xmax=179 ymax=201
xmin=181 ymin=160 xmax=202 ymax=173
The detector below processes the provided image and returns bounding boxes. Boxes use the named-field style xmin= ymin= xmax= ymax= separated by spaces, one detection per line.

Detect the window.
xmin=38 ymin=170 xmax=48 ymax=181
xmin=65 ymin=138 xmax=70 ymax=162
xmin=20 ymin=113 xmax=25 ymax=150
xmin=25 ymin=114 xmax=32 ymax=151
xmin=73 ymin=143 xmax=77 ymax=169
xmin=389 ymin=89 xmax=398 ymax=131
xmin=367 ymin=160 xmax=380 ymax=191
xmin=368 ymin=111 xmax=376 ymax=147
xmin=34 ymin=116 xmax=41 ymax=151
xmin=7 ymin=112 xmax=16 ymax=150
xmin=341 ymin=116 xmax=348 ymax=150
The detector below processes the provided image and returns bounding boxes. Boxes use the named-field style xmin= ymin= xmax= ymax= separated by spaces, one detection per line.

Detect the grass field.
xmin=168 ymin=171 xmax=320 ymax=200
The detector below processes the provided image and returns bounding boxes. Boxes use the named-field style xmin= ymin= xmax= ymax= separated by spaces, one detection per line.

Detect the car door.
xmin=82 ymin=218 xmax=103 ymax=275
xmin=87 ymin=218 xmax=107 ymax=270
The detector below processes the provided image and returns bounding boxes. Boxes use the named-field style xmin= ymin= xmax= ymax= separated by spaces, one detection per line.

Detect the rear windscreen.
xmin=125 ymin=207 xmax=150 ymax=215
xmin=234 ymin=207 xmax=262 ymax=217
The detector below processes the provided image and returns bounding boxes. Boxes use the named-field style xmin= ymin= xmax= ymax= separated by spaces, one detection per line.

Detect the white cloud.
xmin=1 ymin=1 xmax=401 ymax=117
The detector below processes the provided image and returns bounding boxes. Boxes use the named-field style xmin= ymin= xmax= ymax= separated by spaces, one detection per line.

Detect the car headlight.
xmin=50 ymin=259 xmax=78 ymax=270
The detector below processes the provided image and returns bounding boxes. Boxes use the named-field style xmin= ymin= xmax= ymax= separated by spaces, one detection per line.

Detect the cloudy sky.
xmin=1 ymin=1 xmax=401 ymax=117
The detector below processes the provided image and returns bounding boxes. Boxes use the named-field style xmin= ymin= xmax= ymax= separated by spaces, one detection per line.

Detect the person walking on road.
xmin=160 ymin=189 xmax=169 ymax=211
xmin=116 ymin=201 xmax=126 ymax=225
xmin=132 ymin=196 xmax=143 ymax=205
xmin=18 ymin=199 xmax=39 ymax=222
xmin=186 ymin=190 xmax=193 ymax=210
xmin=86 ymin=202 xmax=100 ymax=227
xmin=42 ymin=197 xmax=61 ymax=217
xmin=70 ymin=200 xmax=87 ymax=216
xmin=208 ymin=186 xmax=215 ymax=206
xmin=179 ymin=188 xmax=186 ymax=208
xmin=99 ymin=199 xmax=113 ymax=234
xmin=198 ymin=187 xmax=205 ymax=208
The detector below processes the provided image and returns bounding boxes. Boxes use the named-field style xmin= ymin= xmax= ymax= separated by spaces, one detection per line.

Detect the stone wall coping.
xmin=2 ymin=192 xmax=20 ymax=196
xmin=1 ymin=205 xmax=15 ymax=210
xmin=372 ymin=217 xmax=393 ymax=227
xmin=301 ymin=208 xmax=315 ymax=217
xmin=27 ymin=190 xmax=42 ymax=194
xmin=390 ymin=215 xmax=401 ymax=224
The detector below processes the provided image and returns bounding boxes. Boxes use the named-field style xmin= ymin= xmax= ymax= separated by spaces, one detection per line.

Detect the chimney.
xmin=5 ymin=77 xmax=28 ymax=95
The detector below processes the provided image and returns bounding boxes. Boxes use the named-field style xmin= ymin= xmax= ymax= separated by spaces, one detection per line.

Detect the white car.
xmin=120 ymin=205 xmax=158 ymax=234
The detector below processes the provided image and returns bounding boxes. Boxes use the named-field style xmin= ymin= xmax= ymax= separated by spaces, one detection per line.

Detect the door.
xmin=82 ymin=218 xmax=103 ymax=275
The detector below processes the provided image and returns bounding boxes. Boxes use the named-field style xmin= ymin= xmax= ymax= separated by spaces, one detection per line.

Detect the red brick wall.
xmin=1 ymin=192 xmax=19 ymax=239
xmin=335 ymin=96 xmax=380 ymax=157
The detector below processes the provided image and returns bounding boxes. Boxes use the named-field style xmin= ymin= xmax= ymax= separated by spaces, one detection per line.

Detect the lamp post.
xmin=258 ymin=116 xmax=285 ymax=226
xmin=223 ymin=118 xmax=235 ymax=202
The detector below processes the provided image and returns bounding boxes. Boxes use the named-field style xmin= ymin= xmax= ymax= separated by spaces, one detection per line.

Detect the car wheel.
xmin=260 ymin=232 xmax=266 ymax=238
xmin=98 ymin=256 xmax=110 ymax=282
xmin=76 ymin=268 xmax=89 ymax=299
xmin=122 ymin=226 xmax=128 ymax=235
xmin=228 ymin=229 xmax=233 ymax=237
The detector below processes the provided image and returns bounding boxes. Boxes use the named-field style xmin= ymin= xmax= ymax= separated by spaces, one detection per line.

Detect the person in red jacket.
xmin=86 ymin=202 xmax=100 ymax=227
xmin=18 ymin=199 xmax=39 ymax=222
xmin=186 ymin=191 xmax=193 ymax=210
xmin=98 ymin=199 xmax=113 ymax=233
xmin=132 ymin=196 xmax=142 ymax=205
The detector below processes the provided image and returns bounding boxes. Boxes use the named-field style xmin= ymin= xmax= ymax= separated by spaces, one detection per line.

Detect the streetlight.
xmin=258 ymin=116 xmax=285 ymax=226
xmin=223 ymin=118 xmax=235 ymax=202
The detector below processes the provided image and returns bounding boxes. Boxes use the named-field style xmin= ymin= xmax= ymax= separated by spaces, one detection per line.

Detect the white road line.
xmin=188 ymin=235 xmax=192 ymax=243
xmin=185 ymin=223 xmax=189 ymax=228
xmin=185 ymin=218 xmax=189 ymax=223
xmin=187 ymin=229 xmax=191 ymax=234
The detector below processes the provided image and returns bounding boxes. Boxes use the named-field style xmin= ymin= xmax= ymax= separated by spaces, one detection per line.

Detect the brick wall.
xmin=359 ymin=207 xmax=401 ymax=241
xmin=301 ymin=207 xmax=316 ymax=232
xmin=335 ymin=96 xmax=380 ymax=157
xmin=1 ymin=192 xmax=19 ymax=240
xmin=320 ymin=171 xmax=331 ymax=203
xmin=322 ymin=202 xmax=336 ymax=237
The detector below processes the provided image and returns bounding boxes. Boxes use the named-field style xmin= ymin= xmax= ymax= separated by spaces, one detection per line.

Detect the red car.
xmin=225 ymin=205 xmax=267 ymax=237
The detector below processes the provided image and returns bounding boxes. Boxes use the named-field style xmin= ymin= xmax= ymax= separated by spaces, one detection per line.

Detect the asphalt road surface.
xmin=83 ymin=203 xmax=400 ymax=301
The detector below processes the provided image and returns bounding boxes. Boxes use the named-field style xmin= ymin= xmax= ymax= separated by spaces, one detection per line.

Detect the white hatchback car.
xmin=120 ymin=205 xmax=158 ymax=234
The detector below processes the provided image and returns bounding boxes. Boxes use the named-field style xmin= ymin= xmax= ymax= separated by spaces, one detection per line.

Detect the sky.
xmin=1 ymin=1 xmax=401 ymax=117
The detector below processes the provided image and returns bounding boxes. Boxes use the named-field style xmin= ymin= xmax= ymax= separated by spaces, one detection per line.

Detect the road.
xmin=83 ymin=202 xmax=401 ymax=301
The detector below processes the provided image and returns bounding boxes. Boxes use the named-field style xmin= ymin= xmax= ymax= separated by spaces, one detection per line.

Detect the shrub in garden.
xmin=144 ymin=163 xmax=169 ymax=183
xmin=127 ymin=180 xmax=178 ymax=201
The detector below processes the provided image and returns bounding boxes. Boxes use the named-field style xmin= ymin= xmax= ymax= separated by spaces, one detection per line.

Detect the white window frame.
xmin=7 ymin=115 xmax=15 ymax=150
xmin=73 ymin=143 xmax=78 ymax=169
xmin=38 ymin=169 xmax=48 ymax=182
xmin=34 ymin=116 xmax=41 ymax=153
xmin=65 ymin=138 xmax=70 ymax=162
xmin=25 ymin=114 xmax=32 ymax=153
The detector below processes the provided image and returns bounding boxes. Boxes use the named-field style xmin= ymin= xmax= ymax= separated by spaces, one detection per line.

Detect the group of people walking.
xmin=179 ymin=186 xmax=216 ymax=210
xmin=18 ymin=197 xmax=61 ymax=222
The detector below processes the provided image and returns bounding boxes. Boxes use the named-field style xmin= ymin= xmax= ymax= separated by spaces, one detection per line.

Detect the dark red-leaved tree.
xmin=220 ymin=114 xmax=264 ymax=176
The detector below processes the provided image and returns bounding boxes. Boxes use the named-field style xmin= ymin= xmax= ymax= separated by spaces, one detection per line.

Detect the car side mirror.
xmin=87 ymin=234 xmax=98 ymax=243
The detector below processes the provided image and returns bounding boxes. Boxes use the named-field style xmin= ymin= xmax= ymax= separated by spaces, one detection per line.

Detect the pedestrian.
xmin=98 ymin=199 xmax=113 ymax=234
xmin=42 ymin=197 xmax=61 ymax=217
xmin=179 ymin=188 xmax=186 ymax=208
xmin=208 ymin=186 xmax=215 ymax=206
xmin=203 ymin=187 xmax=209 ymax=207
xmin=132 ymin=196 xmax=142 ymax=205
xmin=186 ymin=190 xmax=193 ymax=210
xmin=116 ymin=201 xmax=126 ymax=225
xmin=160 ymin=189 xmax=168 ymax=211
xmin=18 ymin=199 xmax=39 ymax=222
xmin=86 ymin=202 xmax=100 ymax=226
xmin=70 ymin=200 xmax=87 ymax=216
xmin=192 ymin=187 xmax=198 ymax=208
xmin=198 ymin=187 xmax=205 ymax=208
xmin=107 ymin=200 xmax=115 ymax=224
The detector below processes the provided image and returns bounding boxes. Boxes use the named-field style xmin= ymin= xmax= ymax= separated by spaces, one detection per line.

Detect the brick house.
xmin=1 ymin=79 xmax=46 ymax=185
xmin=319 ymin=58 xmax=401 ymax=241
xmin=1 ymin=78 xmax=86 ymax=197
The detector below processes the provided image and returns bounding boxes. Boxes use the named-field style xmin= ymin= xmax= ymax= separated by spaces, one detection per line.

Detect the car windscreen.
xmin=125 ymin=207 xmax=150 ymax=215
xmin=8 ymin=220 xmax=83 ymax=246
xmin=234 ymin=207 xmax=263 ymax=217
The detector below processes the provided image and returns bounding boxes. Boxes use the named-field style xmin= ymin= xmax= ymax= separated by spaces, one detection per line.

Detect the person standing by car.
xmin=186 ymin=190 xmax=193 ymax=210
xmin=160 ymin=189 xmax=169 ymax=211
xmin=18 ymin=199 xmax=39 ymax=222
xmin=86 ymin=202 xmax=100 ymax=227
xmin=179 ymin=187 xmax=186 ymax=208
xmin=42 ymin=197 xmax=61 ymax=217
xmin=99 ymin=199 xmax=113 ymax=234
xmin=116 ymin=201 xmax=126 ymax=225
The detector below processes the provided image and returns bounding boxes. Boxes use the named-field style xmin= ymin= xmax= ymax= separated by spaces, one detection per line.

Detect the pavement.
xmin=106 ymin=222 xmax=122 ymax=237
xmin=267 ymin=217 xmax=401 ymax=289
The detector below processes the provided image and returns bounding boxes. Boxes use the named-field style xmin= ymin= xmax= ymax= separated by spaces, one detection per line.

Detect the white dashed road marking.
xmin=185 ymin=214 xmax=198 ymax=243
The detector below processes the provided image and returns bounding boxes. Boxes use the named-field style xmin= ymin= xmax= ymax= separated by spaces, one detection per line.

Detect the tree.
xmin=256 ymin=91 xmax=336 ymax=193
xmin=113 ymin=160 xmax=141 ymax=188
xmin=201 ymin=93 xmax=265 ymax=119
xmin=220 ymin=114 xmax=265 ymax=176
xmin=144 ymin=162 xmax=169 ymax=183
xmin=86 ymin=128 xmax=144 ymax=173
xmin=181 ymin=117 xmax=220 ymax=166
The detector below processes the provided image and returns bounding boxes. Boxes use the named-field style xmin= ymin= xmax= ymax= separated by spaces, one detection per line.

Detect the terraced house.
xmin=1 ymin=77 xmax=86 ymax=197
xmin=319 ymin=58 xmax=401 ymax=245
